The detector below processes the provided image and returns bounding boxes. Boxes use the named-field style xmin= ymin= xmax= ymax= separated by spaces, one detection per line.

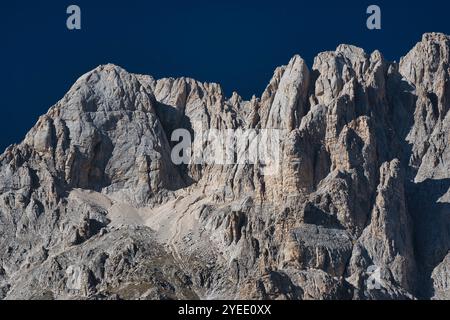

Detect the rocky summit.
xmin=1 ymin=33 xmax=450 ymax=300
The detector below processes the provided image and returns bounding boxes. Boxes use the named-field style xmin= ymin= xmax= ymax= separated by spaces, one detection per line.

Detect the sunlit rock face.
xmin=1 ymin=33 xmax=450 ymax=300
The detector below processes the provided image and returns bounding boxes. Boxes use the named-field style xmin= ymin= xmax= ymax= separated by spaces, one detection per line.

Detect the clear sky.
xmin=1 ymin=0 xmax=449 ymax=152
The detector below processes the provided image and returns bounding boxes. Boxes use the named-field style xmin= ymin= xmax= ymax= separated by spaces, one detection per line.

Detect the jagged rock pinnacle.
xmin=1 ymin=33 xmax=450 ymax=300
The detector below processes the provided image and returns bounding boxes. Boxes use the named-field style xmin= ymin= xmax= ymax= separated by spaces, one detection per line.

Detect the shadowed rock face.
xmin=1 ymin=33 xmax=450 ymax=300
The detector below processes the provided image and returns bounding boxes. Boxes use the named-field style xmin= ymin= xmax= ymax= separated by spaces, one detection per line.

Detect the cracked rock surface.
xmin=1 ymin=33 xmax=450 ymax=300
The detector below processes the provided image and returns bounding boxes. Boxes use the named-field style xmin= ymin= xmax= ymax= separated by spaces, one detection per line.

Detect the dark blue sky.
xmin=1 ymin=0 xmax=449 ymax=152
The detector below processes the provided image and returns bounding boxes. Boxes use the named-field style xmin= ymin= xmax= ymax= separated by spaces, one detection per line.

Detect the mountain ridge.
xmin=0 ymin=32 xmax=450 ymax=300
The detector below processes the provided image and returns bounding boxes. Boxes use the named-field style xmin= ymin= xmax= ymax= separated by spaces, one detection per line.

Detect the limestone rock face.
xmin=1 ymin=33 xmax=450 ymax=300
xmin=400 ymin=33 xmax=450 ymax=182
xmin=432 ymin=253 xmax=450 ymax=300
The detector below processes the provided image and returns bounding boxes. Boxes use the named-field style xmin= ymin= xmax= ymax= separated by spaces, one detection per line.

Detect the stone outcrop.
xmin=1 ymin=33 xmax=450 ymax=300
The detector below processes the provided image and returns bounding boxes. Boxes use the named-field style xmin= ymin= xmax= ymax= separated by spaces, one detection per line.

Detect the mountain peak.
xmin=1 ymin=33 xmax=450 ymax=300
xmin=421 ymin=32 xmax=450 ymax=43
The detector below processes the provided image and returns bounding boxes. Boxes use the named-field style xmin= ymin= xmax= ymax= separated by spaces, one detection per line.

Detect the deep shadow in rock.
xmin=407 ymin=178 xmax=450 ymax=298
xmin=155 ymin=101 xmax=196 ymax=188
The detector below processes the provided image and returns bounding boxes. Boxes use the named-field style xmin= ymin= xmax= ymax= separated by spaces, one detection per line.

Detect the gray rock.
xmin=1 ymin=33 xmax=450 ymax=300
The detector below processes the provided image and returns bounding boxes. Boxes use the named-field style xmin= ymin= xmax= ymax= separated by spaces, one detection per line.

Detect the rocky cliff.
xmin=1 ymin=33 xmax=450 ymax=300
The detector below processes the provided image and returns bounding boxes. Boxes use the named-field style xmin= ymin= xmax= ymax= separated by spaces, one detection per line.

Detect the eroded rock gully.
xmin=1 ymin=33 xmax=450 ymax=300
